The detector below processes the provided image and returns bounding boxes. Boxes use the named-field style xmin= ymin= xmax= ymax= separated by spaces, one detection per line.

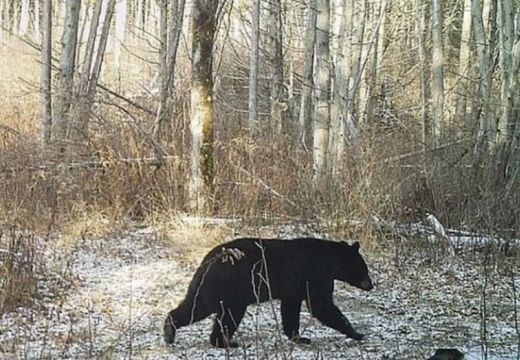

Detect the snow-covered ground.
xmin=1 ymin=225 xmax=519 ymax=359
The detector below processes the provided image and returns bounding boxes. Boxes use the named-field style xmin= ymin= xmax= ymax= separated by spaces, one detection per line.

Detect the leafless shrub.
xmin=0 ymin=227 xmax=40 ymax=314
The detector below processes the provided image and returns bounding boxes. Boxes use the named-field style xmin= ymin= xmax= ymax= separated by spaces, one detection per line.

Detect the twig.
xmin=97 ymin=83 xmax=155 ymax=115
xmin=230 ymin=164 xmax=297 ymax=208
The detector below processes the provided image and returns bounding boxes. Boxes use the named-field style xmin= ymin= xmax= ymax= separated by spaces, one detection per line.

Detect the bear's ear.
xmin=352 ymin=241 xmax=360 ymax=251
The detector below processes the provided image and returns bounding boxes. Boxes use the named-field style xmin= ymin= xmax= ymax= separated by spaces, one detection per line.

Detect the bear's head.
xmin=337 ymin=241 xmax=374 ymax=291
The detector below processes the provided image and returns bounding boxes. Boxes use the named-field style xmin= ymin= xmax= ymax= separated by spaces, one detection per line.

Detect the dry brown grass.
xmin=0 ymin=227 xmax=39 ymax=314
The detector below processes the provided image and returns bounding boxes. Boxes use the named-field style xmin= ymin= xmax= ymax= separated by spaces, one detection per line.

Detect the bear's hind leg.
xmin=210 ymin=305 xmax=246 ymax=348
xmin=281 ymin=299 xmax=310 ymax=344
xmin=164 ymin=298 xmax=213 ymax=345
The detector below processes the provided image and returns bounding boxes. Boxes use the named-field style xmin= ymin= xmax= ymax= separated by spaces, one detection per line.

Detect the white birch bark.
xmin=153 ymin=0 xmax=185 ymax=140
xmin=472 ymin=0 xmax=492 ymax=147
xmin=52 ymin=0 xmax=81 ymax=143
xmin=313 ymin=0 xmax=331 ymax=183
xmin=455 ymin=0 xmax=473 ymax=124
xmin=33 ymin=0 xmax=40 ymax=41
xmin=330 ymin=0 xmax=350 ymax=167
xmin=496 ymin=0 xmax=514 ymax=145
xmin=415 ymin=0 xmax=428 ymax=150
xmin=18 ymin=0 xmax=30 ymax=36
xmin=0 ymin=2 xmax=3 ymax=41
xmin=40 ymin=0 xmax=52 ymax=146
xmin=113 ymin=0 xmax=127 ymax=73
xmin=299 ymin=0 xmax=317 ymax=149
xmin=248 ymin=0 xmax=261 ymax=127
xmin=431 ymin=0 xmax=444 ymax=148
xmin=269 ymin=0 xmax=286 ymax=132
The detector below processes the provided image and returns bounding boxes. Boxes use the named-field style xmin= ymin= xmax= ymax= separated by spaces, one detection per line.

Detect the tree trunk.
xmin=70 ymin=0 xmax=116 ymax=144
xmin=52 ymin=0 xmax=81 ymax=146
xmin=431 ymin=0 xmax=444 ymax=147
xmin=330 ymin=0 xmax=351 ymax=168
xmin=189 ymin=0 xmax=218 ymax=213
xmin=299 ymin=0 xmax=317 ymax=149
xmin=269 ymin=0 xmax=286 ymax=132
xmin=114 ymin=0 xmax=127 ymax=73
xmin=166 ymin=0 xmax=185 ymax=94
xmin=492 ymin=0 xmax=518 ymax=187
xmin=313 ymin=0 xmax=331 ymax=183
xmin=80 ymin=0 xmax=104 ymax=93
xmin=350 ymin=0 xmax=366 ymax=125
xmin=454 ymin=0 xmax=473 ymax=127
xmin=365 ymin=0 xmax=387 ymax=124
xmin=153 ymin=0 xmax=185 ymax=141
xmin=33 ymin=0 xmax=40 ymax=41
xmin=415 ymin=0 xmax=428 ymax=152
xmin=40 ymin=0 xmax=52 ymax=146
xmin=472 ymin=0 xmax=493 ymax=150
xmin=0 ymin=1 xmax=4 ymax=41
xmin=496 ymin=0 xmax=514 ymax=145
xmin=248 ymin=0 xmax=261 ymax=128
xmin=18 ymin=0 xmax=30 ymax=36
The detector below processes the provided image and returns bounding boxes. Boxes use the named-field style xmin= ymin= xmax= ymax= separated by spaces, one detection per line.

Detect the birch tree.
xmin=496 ymin=0 xmax=515 ymax=145
xmin=313 ymin=0 xmax=331 ymax=183
xmin=472 ymin=0 xmax=493 ymax=149
xmin=40 ymin=0 xmax=52 ymax=146
xmin=52 ymin=0 xmax=81 ymax=145
xmin=454 ymin=0 xmax=473 ymax=125
xmin=113 ymin=0 xmax=127 ymax=73
xmin=415 ymin=0 xmax=428 ymax=149
xmin=493 ymin=0 xmax=519 ymax=186
xmin=68 ymin=0 xmax=115 ymax=144
xmin=430 ymin=0 xmax=444 ymax=147
xmin=248 ymin=0 xmax=261 ymax=128
xmin=153 ymin=0 xmax=186 ymax=140
xmin=189 ymin=0 xmax=218 ymax=212
xmin=18 ymin=0 xmax=30 ymax=36
xmin=330 ymin=0 xmax=352 ymax=166
xmin=269 ymin=0 xmax=286 ymax=132
xmin=299 ymin=0 xmax=317 ymax=149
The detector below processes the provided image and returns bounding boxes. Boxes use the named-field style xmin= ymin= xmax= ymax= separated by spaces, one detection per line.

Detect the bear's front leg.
xmin=164 ymin=298 xmax=213 ymax=345
xmin=281 ymin=299 xmax=311 ymax=344
xmin=210 ymin=305 xmax=247 ymax=348
xmin=308 ymin=300 xmax=364 ymax=341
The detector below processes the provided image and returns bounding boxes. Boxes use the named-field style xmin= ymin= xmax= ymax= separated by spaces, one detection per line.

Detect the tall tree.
xmin=189 ymin=0 xmax=218 ymax=212
xmin=415 ymin=0 xmax=428 ymax=150
xmin=454 ymin=0 xmax=473 ymax=126
xmin=430 ymin=0 xmax=444 ymax=147
xmin=330 ymin=0 xmax=352 ymax=166
xmin=52 ymin=0 xmax=81 ymax=145
xmin=70 ymin=0 xmax=116 ymax=144
xmin=18 ymin=0 xmax=30 ymax=36
xmin=40 ymin=0 xmax=52 ymax=146
xmin=154 ymin=0 xmax=186 ymax=141
xmin=248 ymin=0 xmax=261 ymax=128
xmin=299 ymin=0 xmax=317 ymax=149
xmin=496 ymin=0 xmax=515 ymax=145
xmin=113 ymin=0 xmax=127 ymax=73
xmin=313 ymin=0 xmax=331 ymax=183
xmin=472 ymin=0 xmax=493 ymax=151
xmin=493 ymin=0 xmax=519 ymax=187
xmin=269 ymin=0 xmax=286 ymax=132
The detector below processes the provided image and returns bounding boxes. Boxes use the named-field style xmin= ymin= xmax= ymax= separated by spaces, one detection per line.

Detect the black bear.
xmin=164 ymin=237 xmax=373 ymax=348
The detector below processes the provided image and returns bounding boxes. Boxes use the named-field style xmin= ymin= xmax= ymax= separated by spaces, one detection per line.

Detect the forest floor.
xmin=0 ymin=223 xmax=519 ymax=359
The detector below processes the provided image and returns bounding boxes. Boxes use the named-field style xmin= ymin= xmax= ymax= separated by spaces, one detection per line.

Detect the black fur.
xmin=164 ymin=237 xmax=373 ymax=348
